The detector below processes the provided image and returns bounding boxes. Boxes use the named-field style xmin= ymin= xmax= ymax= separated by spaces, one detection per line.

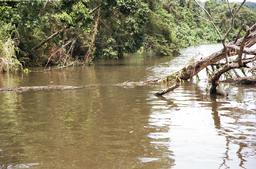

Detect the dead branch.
xmin=210 ymin=62 xmax=248 ymax=94
xmin=32 ymin=28 xmax=67 ymax=51
xmin=194 ymin=0 xmax=222 ymax=38
xmin=226 ymin=45 xmax=256 ymax=55
xmin=210 ymin=25 xmax=256 ymax=95
xmin=44 ymin=40 xmax=73 ymax=68
xmin=85 ymin=9 xmax=101 ymax=63
xmin=222 ymin=0 xmax=246 ymax=63
xmin=155 ymin=23 xmax=256 ymax=96
xmin=237 ymin=26 xmax=251 ymax=66
xmin=155 ymin=83 xmax=180 ymax=96
xmin=89 ymin=4 xmax=102 ymax=15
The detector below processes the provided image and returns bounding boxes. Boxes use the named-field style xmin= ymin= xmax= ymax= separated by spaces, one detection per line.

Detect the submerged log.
xmin=0 ymin=85 xmax=84 ymax=93
xmin=155 ymin=83 xmax=180 ymax=96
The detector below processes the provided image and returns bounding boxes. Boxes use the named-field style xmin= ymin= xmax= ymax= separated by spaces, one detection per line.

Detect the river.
xmin=0 ymin=44 xmax=255 ymax=169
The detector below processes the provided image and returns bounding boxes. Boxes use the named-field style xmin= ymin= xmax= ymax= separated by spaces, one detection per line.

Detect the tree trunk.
xmin=155 ymin=23 xmax=256 ymax=96
xmin=85 ymin=9 xmax=101 ymax=63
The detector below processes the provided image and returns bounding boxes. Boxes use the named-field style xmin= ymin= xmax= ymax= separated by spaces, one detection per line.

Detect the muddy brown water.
xmin=0 ymin=44 xmax=255 ymax=169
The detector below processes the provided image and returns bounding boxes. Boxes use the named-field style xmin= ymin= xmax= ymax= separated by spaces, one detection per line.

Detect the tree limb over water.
xmin=155 ymin=23 xmax=256 ymax=96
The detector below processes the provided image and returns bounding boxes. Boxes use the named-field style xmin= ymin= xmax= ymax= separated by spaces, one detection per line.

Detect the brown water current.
xmin=0 ymin=44 xmax=255 ymax=169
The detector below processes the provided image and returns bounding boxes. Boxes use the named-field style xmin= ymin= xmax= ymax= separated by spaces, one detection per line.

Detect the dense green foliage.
xmin=0 ymin=0 xmax=255 ymax=71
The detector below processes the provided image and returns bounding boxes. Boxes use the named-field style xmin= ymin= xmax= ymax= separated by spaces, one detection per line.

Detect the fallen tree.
xmin=155 ymin=23 xmax=256 ymax=96
xmin=153 ymin=0 xmax=256 ymax=96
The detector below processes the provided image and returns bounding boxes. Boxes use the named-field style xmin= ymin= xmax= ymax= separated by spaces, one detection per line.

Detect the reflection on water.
xmin=148 ymin=83 xmax=256 ymax=169
xmin=0 ymin=45 xmax=255 ymax=169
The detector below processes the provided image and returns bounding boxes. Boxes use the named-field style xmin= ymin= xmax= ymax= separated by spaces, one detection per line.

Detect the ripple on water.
xmin=145 ymin=79 xmax=256 ymax=169
xmin=149 ymin=111 xmax=172 ymax=127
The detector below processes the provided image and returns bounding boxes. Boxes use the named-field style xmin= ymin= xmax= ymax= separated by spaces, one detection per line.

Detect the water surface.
xmin=0 ymin=45 xmax=255 ymax=169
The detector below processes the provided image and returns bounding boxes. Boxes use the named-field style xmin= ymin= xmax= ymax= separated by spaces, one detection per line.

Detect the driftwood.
xmin=156 ymin=23 xmax=256 ymax=96
xmin=0 ymin=82 xmax=150 ymax=93
xmin=0 ymin=85 xmax=84 ymax=93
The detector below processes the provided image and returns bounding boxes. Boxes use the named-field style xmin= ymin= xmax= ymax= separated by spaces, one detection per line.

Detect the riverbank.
xmin=1 ymin=0 xmax=255 ymax=73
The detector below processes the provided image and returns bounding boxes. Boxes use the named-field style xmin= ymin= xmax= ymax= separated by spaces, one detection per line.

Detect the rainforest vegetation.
xmin=0 ymin=0 xmax=256 ymax=73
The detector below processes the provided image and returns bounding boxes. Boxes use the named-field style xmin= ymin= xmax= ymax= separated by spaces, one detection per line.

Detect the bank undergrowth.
xmin=0 ymin=0 xmax=255 ymax=72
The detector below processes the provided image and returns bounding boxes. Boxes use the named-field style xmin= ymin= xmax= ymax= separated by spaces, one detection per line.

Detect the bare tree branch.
xmin=194 ymin=0 xmax=222 ymax=38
